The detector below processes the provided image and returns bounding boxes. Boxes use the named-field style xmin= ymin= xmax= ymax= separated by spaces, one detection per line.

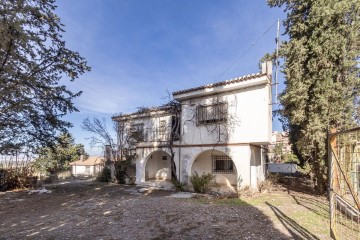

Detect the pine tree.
xmin=268 ymin=0 xmax=360 ymax=193
xmin=34 ymin=133 xmax=85 ymax=174
xmin=0 ymin=0 xmax=90 ymax=154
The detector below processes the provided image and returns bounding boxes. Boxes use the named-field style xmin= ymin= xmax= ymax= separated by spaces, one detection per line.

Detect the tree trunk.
xmin=313 ymin=160 xmax=326 ymax=194
xmin=170 ymin=154 xmax=178 ymax=182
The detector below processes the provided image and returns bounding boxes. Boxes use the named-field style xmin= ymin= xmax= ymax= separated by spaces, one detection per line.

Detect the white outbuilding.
xmin=70 ymin=156 xmax=104 ymax=176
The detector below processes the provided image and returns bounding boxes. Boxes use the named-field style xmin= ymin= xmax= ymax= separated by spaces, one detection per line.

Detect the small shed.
xmin=70 ymin=156 xmax=104 ymax=176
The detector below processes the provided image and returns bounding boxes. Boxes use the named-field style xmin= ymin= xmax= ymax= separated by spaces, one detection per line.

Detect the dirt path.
xmin=0 ymin=180 xmax=330 ymax=239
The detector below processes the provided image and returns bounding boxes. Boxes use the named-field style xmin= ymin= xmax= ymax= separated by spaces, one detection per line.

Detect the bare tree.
xmin=82 ymin=117 xmax=135 ymax=183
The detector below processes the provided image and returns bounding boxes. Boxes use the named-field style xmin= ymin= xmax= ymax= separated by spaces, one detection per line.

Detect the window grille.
xmin=130 ymin=123 xmax=144 ymax=142
xmin=158 ymin=120 xmax=167 ymax=140
xmin=171 ymin=116 xmax=180 ymax=141
xmin=85 ymin=166 xmax=90 ymax=174
xmin=196 ymin=102 xmax=227 ymax=125
xmin=212 ymin=155 xmax=234 ymax=174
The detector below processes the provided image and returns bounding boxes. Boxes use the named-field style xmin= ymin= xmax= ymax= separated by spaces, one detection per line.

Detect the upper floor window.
xmin=158 ymin=120 xmax=167 ymax=140
xmin=196 ymin=102 xmax=227 ymax=125
xmin=130 ymin=123 xmax=144 ymax=142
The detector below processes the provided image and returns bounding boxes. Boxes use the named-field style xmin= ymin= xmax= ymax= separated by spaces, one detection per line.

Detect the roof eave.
xmin=173 ymin=74 xmax=270 ymax=101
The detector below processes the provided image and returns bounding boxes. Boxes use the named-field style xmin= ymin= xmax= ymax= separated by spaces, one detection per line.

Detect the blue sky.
xmin=55 ymin=0 xmax=286 ymax=155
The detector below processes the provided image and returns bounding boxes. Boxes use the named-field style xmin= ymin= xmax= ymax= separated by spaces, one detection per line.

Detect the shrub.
xmin=97 ymin=167 xmax=112 ymax=182
xmin=114 ymin=158 xmax=136 ymax=184
xmin=171 ymin=179 xmax=186 ymax=192
xmin=189 ymin=172 xmax=215 ymax=193
xmin=0 ymin=158 xmax=38 ymax=191
xmin=0 ymin=167 xmax=38 ymax=191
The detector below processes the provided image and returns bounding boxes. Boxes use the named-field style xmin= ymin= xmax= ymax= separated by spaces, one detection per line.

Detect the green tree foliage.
xmin=268 ymin=0 xmax=360 ymax=192
xmin=34 ymin=133 xmax=85 ymax=174
xmin=273 ymin=143 xmax=284 ymax=161
xmin=0 ymin=0 xmax=90 ymax=154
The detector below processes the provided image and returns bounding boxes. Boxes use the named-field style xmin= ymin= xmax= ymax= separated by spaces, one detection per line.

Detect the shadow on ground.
xmin=0 ymin=179 xmax=324 ymax=239
xmin=266 ymin=202 xmax=320 ymax=240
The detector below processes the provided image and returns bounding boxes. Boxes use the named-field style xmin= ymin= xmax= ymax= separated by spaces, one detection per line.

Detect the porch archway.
xmin=144 ymin=150 xmax=171 ymax=181
xmin=190 ymin=149 xmax=237 ymax=186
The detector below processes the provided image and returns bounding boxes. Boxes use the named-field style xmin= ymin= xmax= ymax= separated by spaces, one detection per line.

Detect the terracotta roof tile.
xmin=70 ymin=156 xmax=104 ymax=166
xmin=172 ymin=72 xmax=266 ymax=95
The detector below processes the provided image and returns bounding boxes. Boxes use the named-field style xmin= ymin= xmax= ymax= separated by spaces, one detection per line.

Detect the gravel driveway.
xmin=0 ymin=180 xmax=328 ymax=240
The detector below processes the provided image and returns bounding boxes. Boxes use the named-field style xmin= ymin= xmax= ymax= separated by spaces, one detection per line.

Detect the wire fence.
xmin=329 ymin=127 xmax=360 ymax=239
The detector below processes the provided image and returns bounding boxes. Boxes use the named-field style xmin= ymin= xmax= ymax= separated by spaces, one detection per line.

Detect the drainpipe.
xmin=178 ymin=116 xmax=181 ymax=182
xmin=249 ymin=145 xmax=252 ymax=188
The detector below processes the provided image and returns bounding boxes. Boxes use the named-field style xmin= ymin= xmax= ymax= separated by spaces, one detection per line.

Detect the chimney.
xmin=261 ymin=61 xmax=272 ymax=76
xmin=80 ymin=154 xmax=84 ymax=162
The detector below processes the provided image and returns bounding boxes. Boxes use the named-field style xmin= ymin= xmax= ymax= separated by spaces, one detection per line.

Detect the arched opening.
xmin=145 ymin=150 xmax=171 ymax=181
xmin=190 ymin=150 xmax=237 ymax=187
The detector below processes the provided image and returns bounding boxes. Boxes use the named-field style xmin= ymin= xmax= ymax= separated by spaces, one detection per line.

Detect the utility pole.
xmin=274 ymin=18 xmax=280 ymax=104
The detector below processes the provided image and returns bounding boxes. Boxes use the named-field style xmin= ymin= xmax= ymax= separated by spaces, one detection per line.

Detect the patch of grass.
xmin=216 ymin=198 xmax=249 ymax=206
xmin=216 ymin=193 xmax=296 ymax=206
xmin=189 ymin=191 xmax=331 ymax=239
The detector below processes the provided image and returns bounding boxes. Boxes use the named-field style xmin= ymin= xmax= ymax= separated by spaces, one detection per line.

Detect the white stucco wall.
xmin=72 ymin=165 xmax=98 ymax=176
xmin=145 ymin=150 xmax=171 ymax=180
xmin=135 ymin=147 xmax=174 ymax=183
xmin=190 ymin=150 xmax=237 ymax=186
xmin=179 ymin=83 xmax=272 ymax=146
xmin=123 ymin=115 xmax=174 ymax=143
xmin=178 ymin=145 xmax=254 ymax=189
xmin=124 ymin=73 xmax=272 ymax=189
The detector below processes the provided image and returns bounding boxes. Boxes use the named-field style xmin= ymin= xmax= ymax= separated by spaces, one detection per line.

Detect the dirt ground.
xmin=0 ymin=179 xmax=330 ymax=240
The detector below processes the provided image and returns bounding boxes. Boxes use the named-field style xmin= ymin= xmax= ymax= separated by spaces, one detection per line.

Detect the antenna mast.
xmin=274 ymin=18 xmax=280 ymax=104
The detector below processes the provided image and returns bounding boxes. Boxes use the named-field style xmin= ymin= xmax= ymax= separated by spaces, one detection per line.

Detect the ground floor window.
xmin=212 ymin=155 xmax=234 ymax=174
xmin=85 ymin=166 xmax=90 ymax=174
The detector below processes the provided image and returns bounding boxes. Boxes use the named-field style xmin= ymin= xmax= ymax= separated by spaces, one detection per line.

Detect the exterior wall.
xmin=190 ymin=150 xmax=237 ymax=186
xmin=120 ymin=73 xmax=272 ymax=190
xmin=145 ymin=150 xmax=171 ymax=180
xmin=72 ymin=165 xmax=101 ymax=176
xmin=180 ymin=83 xmax=272 ymax=146
xmin=123 ymin=115 xmax=174 ymax=143
xmin=250 ymin=146 xmax=266 ymax=188
xmin=135 ymin=147 xmax=175 ymax=183
xmin=268 ymin=163 xmax=297 ymax=174
xmin=179 ymin=145 xmax=254 ymax=189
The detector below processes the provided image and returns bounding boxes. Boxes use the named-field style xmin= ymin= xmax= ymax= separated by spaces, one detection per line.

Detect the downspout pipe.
xmin=178 ymin=115 xmax=181 ymax=182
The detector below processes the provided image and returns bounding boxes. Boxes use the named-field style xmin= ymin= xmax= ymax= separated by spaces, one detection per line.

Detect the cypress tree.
xmin=268 ymin=0 xmax=360 ymax=193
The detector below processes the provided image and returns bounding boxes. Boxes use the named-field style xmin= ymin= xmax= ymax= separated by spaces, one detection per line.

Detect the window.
xmin=162 ymin=156 xmax=167 ymax=160
xmin=130 ymin=123 xmax=144 ymax=142
xmin=196 ymin=102 xmax=227 ymax=125
xmin=158 ymin=120 xmax=167 ymax=140
xmin=85 ymin=166 xmax=90 ymax=174
xmin=212 ymin=155 xmax=234 ymax=174
xmin=171 ymin=116 xmax=180 ymax=141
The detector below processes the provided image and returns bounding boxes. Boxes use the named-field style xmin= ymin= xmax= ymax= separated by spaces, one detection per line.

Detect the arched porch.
xmin=189 ymin=149 xmax=238 ymax=188
xmin=144 ymin=150 xmax=171 ymax=181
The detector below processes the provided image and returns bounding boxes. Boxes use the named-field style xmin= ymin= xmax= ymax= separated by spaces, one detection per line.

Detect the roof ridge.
xmin=172 ymin=72 xmax=266 ymax=95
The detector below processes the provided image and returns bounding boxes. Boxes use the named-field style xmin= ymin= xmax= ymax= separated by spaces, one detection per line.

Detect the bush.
xmin=0 ymin=168 xmax=38 ymax=191
xmin=97 ymin=167 xmax=112 ymax=182
xmin=189 ymin=172 xmax=215 ymax=193
xmin=171 ymin=179 xmax=186 ymax=192
xmin=114 ymin=159 xmax=136 ymax=184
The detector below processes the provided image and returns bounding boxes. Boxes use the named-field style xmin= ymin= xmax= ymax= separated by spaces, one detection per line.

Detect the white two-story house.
xmin=112 ymin=62 xmax=272 ymax=190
